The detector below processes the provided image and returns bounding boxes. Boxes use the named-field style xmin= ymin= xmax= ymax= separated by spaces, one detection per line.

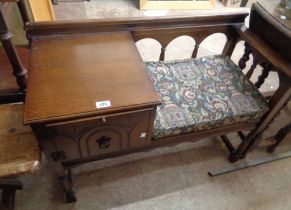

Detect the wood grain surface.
xmin=24 ymin=32 xmax=161 ymax=124
xmin=0 ymin=103 xmax=40 ymax=177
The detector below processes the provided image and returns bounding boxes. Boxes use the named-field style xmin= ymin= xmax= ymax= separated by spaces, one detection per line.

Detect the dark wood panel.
xmin=39 ymin=110 xmax=153 ymax=161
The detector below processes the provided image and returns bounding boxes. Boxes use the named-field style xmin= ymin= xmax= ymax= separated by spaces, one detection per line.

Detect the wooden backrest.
xmin=25 ymin=12 xmax=248 ymax=61
xmin=0 ymin=1 xmax=29 ymax=103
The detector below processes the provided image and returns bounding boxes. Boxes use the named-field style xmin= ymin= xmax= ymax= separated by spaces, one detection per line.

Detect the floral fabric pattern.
xmin=146 ymin=55 xmax=269 ymax=139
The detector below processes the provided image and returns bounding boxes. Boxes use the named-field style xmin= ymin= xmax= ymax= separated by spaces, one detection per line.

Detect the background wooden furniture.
xmin=0 ymin=4 xmax=39 ymax=206
xmin=1 ymin=0 xmax=54 ymax=25
xmin=255 ymin=1 xmax=291 ymax=153
xmin=0 ymin=103 xmax=40 ymax=210
xmin=0 ymin=46 xmax=29 ymax=104
xmin=28 ymin=0 xmax=55 ymax=21
xmin=0 ymin=1 xmax=27 ymax=96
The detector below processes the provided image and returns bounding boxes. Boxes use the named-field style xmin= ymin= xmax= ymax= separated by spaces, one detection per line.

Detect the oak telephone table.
xmin=24 ymin=32 xmax=161 ymax=202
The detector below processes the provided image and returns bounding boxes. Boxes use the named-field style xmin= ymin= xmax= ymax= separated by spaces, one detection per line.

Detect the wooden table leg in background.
xmin=0 ymin=7 xmax=27 ymax=92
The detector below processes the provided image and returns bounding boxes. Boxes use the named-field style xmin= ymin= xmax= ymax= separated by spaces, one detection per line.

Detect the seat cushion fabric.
xmin=146 ymin=55 xmax=269 ymax=139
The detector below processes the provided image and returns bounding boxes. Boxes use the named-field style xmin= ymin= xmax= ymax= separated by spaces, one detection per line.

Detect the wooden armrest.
xmin=236 ymin=25 xmax=291 ymax=79
xmin=0 ymin=46 xmax=29 ymax=99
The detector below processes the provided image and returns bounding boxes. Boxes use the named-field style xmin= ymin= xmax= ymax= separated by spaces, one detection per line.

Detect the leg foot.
xmin=65 ymin=190 xmax=77 ymax=203
xmin=229 ymin=152 xmax=240 ymax=163
xmin=267 ymin=145 xmax=276 ymax=153
xmin=59 ymin=168 xmax=77 ymax=203
xmin=240 ymin=152 xmax=247 ymax=159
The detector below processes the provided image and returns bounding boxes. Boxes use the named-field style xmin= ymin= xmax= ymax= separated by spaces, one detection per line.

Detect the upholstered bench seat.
xmin=146 ymin=55 xmax=269 ymax=139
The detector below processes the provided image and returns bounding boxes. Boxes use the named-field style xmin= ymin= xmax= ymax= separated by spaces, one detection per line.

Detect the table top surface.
xmin=24 ymin=32 xmax=160 ymax=124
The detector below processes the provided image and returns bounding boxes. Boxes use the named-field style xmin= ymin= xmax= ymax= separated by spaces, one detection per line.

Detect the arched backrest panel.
xmin=196 ymin=33 xmax=227 ymax=58
xmin=135 ymin=38 xmax=162 ymax=62
xmin=164 ymin=35 xmax=195 ymax=61
xmin=133 ymin=30 xmax=233 ymax=61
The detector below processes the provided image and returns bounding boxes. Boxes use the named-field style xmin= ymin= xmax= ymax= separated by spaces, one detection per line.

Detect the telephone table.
xmin=24 ymin=31 xmax=161 ymax=202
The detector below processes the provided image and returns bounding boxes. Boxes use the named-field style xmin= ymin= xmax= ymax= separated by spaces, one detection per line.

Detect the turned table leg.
xmin=0 ymin=9 xmax=27 ymax=92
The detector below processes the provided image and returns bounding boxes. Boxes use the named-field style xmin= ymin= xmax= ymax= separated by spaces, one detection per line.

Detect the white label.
xmin=140 ymin=132 xmax=147 ymax=138
xmin=96 ymin=100 xmax=111 ymax=109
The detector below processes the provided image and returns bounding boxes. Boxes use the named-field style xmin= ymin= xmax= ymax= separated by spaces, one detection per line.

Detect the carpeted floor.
xmin=17 ymin=104 xmax=291 ymax=210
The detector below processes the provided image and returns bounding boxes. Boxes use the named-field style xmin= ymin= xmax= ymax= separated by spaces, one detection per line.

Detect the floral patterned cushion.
xmin=146 ymin=55 xmax=269 ymax=139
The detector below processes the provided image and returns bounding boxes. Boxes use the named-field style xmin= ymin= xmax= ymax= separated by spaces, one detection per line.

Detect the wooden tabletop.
xmin=24 ymin=32 xmax=160 ymax=124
